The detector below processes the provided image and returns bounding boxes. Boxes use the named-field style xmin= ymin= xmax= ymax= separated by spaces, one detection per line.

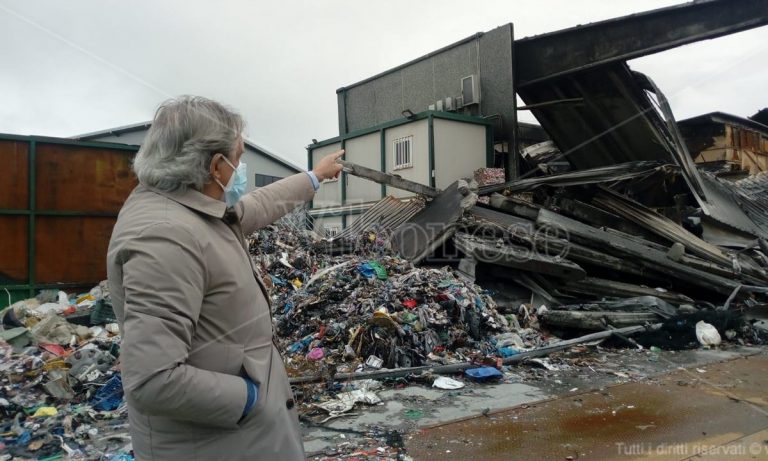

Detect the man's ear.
xmin=210 ymin=153 xmax=223 ymax=181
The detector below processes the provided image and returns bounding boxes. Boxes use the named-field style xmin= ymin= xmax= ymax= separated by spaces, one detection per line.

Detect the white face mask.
xmin=214 ymin=156 xmax=248 ymax=207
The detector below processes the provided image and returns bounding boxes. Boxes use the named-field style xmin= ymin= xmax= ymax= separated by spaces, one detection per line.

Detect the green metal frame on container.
xmin=0 ymin=133 xmax=139 ymax=308
xmin=306 ymin=110 xmax=493 ymax=218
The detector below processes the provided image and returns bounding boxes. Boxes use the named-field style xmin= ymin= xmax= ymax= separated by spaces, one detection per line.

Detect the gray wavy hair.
xmin=133 ymin=96 xmax=244 ymax=191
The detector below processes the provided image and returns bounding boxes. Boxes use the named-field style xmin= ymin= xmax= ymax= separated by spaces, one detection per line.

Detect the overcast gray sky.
xmin=1 ymin=0 xmax=766 ymax=168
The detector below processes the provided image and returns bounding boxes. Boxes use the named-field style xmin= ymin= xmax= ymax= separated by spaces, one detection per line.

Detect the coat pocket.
xmin=187 ymin=341 xmax=244 ymax=376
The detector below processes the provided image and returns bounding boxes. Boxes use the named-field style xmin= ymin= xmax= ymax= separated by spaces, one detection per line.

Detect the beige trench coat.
xmin=107 ymin=173 xmax=314 ymax=460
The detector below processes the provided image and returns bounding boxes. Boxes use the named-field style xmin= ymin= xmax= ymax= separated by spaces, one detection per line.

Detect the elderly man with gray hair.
xmin=107 ymin=96 xmax=342 ymax=460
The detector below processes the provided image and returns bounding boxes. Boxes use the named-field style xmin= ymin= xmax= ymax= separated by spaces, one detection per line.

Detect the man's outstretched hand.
xmin=312 ymin=149 xmax=344 ymax=181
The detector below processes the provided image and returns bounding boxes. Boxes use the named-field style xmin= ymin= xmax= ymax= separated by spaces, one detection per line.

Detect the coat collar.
xmin=144 ymin=184 xmax=228 ymax=219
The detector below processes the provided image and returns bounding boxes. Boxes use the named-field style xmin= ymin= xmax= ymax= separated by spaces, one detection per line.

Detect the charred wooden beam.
xmin=337 ymin=159 xmax=439 ymax=198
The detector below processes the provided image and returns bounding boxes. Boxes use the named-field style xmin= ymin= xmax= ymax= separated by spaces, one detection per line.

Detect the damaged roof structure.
xmin=268 ymin=1 xmax=768 ymax=442
xmin=310 ymin=0 xmax=768 ymax=335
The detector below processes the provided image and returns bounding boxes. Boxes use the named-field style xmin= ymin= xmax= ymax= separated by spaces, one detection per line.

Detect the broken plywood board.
xmin=337 ymin=159 xmax=439 ymax=198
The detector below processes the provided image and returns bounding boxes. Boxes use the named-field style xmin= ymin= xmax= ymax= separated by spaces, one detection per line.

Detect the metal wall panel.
xmin=433 ymin=119 xmax=487 ymax=188
xmin=0 ymin=134 xmax=138 ymax=307
xmin=339 ymin=25 xmax=514 ymax=137
xmin=344 ymin=133 xmax=382 ymax=205
xmin=35 ymin=143 xmax=136 ymax=213
xmin=0 ymin=216 xmax=28 ymax=284
xmin=0 ymin=140 xmax=29 ymax=209
xmin=35 ymin=216 xmax=117 ymax=284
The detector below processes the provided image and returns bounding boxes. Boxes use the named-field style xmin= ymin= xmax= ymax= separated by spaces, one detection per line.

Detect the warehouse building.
xmin=74 ymin=121 xmax=302 ymax=190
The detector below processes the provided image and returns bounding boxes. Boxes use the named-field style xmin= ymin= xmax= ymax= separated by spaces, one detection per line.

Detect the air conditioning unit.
xmin=445 ymin=97 xmax=454 ymax=111
xmin=436 ymin=99 xmax=444 ymax=111
xmin=461 ymin=75 xmax=480 ymax=105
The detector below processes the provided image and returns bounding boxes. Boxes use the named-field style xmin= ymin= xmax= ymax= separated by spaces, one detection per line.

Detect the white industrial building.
xmin=308 ymin=110 xmax=492 ymax=236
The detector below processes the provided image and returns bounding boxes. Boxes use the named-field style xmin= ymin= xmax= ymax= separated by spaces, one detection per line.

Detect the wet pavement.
xmin=301 ymin=346 xmax=766 ymax=459
xmin=405 ymin=350 xmax=768 ymax=460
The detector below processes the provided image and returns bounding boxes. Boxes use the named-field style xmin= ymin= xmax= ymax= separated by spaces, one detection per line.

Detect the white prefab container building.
xmin=308 ymin=110 xmax=492 ymax=235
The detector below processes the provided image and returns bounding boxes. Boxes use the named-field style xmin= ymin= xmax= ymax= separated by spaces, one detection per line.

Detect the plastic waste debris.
xmin=401 ymin=299 xmax=418 ymax=309
xmin=316 ymin=389 xmax=382 ymax=415
xmin=432 ymin=376 xmax=465 ymax=390
xmin=649 ymin=346 xmax=662 ymax=362
xmin=32 ymin=406 xmax=59 ymax=417
xmin=696 ymin=321 xmax=722 ymax=347
xmin=0 ymin=327 xmax=31 ymax=351
xmin=0 ymin=280 xmax=133 ymax=460
xmin=465 ymin=366 xmax=503 ymax=381
xmin=498 ymin=346 xmax=519 ymax=358
xmin=307 ymin=347 xmax=325 ymax=361
xmin=365 ymin=355 xmax=384 ymax=369
xmin=43 ymin=369 xmax=76 ymax=400
xmin=66 ymin=346 xmax=116 ymax=382
xmin=91 ymin=374 xmax=124 ymax=411
xmin=29 ymin=314 xmax=78 ymax=345
xmin=39 ymin=343 xmax=67 ymax=357
xmin=526 ymin=358 xmax=559 ymax=371
xmin=357 ymin=261 xmax=388 ymax=280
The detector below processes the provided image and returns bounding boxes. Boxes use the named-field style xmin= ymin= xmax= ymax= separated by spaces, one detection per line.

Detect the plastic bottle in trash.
xmin=649 ymin=346 xmax=661 ymax=362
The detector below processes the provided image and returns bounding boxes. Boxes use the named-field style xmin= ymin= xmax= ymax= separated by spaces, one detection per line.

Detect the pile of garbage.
xmin=248 ymin=223 xmax=552 ymax=378
xmin=0 ymin=284 xmax=132 ymax=460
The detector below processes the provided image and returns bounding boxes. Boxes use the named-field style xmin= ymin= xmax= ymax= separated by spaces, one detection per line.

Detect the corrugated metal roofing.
xmin=325 ymin=196 xmax=425 ymax=242
xmin=732 ymin=172 xmax=768 ymax=232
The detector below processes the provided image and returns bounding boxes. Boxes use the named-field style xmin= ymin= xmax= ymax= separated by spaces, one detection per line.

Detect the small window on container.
xmin=255 ymin=174 xmax=283 ymax=187
xmin=393 ymin=136 xmax=413 ymax=170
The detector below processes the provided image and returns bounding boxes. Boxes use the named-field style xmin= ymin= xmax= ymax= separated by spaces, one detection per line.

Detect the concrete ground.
xmin=406 ymin=350 xmax=768 ymax=460
xmin=301 ymin=346 xmax=766 ymax=459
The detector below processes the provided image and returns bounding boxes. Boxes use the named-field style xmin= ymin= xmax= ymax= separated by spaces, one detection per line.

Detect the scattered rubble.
xmin=248 ymin=222 xmax=550 ymax=377
xmin=0 ymin=284 xmax=131 ymax=460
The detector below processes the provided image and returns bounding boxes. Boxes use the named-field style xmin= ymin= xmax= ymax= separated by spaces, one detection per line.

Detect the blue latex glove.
xmin=241 ymin=377 xmax=259 ymax=421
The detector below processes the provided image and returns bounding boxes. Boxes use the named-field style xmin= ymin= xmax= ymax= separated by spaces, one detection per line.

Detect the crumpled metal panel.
xmin=520 ymin=62 xmax=768 ymax=239
xmin=517 ymin=63 xmax=672 ymax=170
xmin=732 ymin=172 xmax=768 ymax=232
xmin=480 ymin=160 xmax=664 ymax=195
